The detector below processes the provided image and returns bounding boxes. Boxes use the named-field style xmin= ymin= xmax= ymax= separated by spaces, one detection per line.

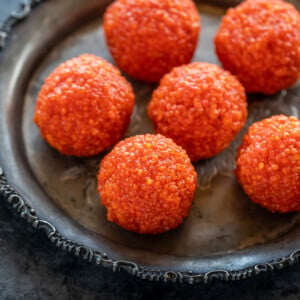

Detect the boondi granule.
xmin=98 ymin=134 xmax=197 ymax=234
xmin=34 ymin=54 xmax=135 ymax=156
xmin=215 ymin=0 xmax=300 ymax=94
xmin=103 ymin=0 xmax=200 ymax=82
xmin=236 ymin=115 xmax=300 ymax=213
xmin=148 ymin=62 xmax=247 ymax=161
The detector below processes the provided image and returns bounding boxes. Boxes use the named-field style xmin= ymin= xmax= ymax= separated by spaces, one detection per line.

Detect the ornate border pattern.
xmin=1 ymin=162 xmax=300 ymax=284
xmin=1 ymin=0 xmax=300 ymax=284
xmin=0 ymin=0 xmax=46 ymax=49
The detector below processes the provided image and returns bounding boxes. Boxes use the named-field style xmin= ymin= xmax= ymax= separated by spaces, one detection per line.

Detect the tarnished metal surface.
xmin=0 ymin=0 xmax=299 ymax=284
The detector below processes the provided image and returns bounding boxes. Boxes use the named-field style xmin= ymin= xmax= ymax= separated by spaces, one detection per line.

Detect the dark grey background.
xmin=1 ymin=1 xmax=300 ymax=299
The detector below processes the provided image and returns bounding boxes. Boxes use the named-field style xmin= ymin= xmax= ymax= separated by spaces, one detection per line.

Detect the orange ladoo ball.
xmin=148 ymin=62 xmax=247 ymax=161
xmin=98 ymin=134 xmax=197 ymax=234
xmin=215 ymin=0 xmax=300 ymax=94
xmin=103 ymin=0 xmax=200 ymax=82
xmin=236 ymin=115 xmax=300 ymax=213
xmin=34 ymin=54 xmax=135 ymax=157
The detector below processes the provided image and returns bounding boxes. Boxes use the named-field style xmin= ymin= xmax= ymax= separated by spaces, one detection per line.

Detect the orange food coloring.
xmin=103 ymin=0 xmax=200 ymax=82
xmin=148 ymin=62 xmax=247 ymax=161
xmin=98 ymin=134 xmax=197 ymax=234
xmin=215 ymin=0 xmax=300 ymax=94
xmin=236 ymin=115 xmax=300 ymax=213
xmin=34 ymin=54 xmax=135 ymax=156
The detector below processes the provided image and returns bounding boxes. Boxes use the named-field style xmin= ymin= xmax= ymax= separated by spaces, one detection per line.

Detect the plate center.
xmin=22 ymin=7 xmax=300 ymax=257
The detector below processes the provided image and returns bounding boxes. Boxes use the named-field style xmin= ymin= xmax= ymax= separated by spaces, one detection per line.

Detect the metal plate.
xmin=0 ymin=0 xmax=299 ymax=284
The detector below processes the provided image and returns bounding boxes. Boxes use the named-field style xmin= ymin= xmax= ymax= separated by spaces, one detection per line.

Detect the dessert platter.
xmin=0 ymin=0 xmax=299 ymax=284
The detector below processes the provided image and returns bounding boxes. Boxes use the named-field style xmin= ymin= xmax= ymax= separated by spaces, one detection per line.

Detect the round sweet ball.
xmin=34 ymin=54 xmax=135 ymax=157
xmin=98 ymin=134 xmax=197 ymax=234
xmin=236 ymin=115 xmax=300 ymax=213
xmin=103 ymin=0 xmax=200 ymax=82
xmin=148 ymin=62 xmax=247 ymax=161
xmin=215 ymin=0 xmax=300 ymax=94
